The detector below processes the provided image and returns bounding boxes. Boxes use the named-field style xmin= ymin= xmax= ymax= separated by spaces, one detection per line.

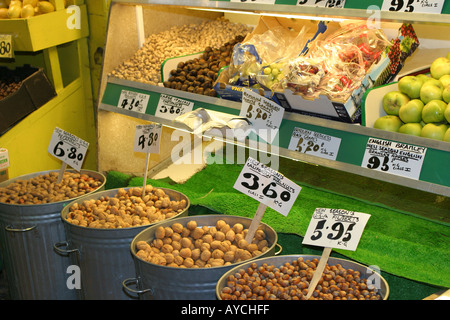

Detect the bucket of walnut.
xmin=216 ymin=254 xmax=389 ymax=300
xmin=0 ymin=169 xmax=105 ymax=300
xmin=123 ymin=214 xmax=281 ymax=300
xmin=57 ymin=185 xmax=189 ymax=300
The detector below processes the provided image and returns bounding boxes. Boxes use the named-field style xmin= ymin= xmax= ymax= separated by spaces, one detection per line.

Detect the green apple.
xmin=440 ymin=75 xmax=450 ymax=87
xmin=373 ymin=115 xmax=403 ymax=132
xmin=421 ymin=123 xmax=447 ymax=140
xmin=382 ymin=91 xmax=410 ymax=116
xmin=445 ymin=103 xmax=450 ymax=123
xmin=420 ymin=79 xmax=443 ymax=104
xmin=399 ymin=99 xmax=424 ymax=123
xmin=416 ymin=74 xmax=431 ymax=82
xmin=443 ymin=85 xmax=450 ymax=103
xmin=444 ymin=127 xmax=450 ymax=142
xmin=430 ymin=57 xmax=450 ymax=79
xmin=398 ymin=76 xmax=424 ymax=99
xmin=422 ymin=100 xmax=447 ymax=123
xmin=398 ymin=123 xmax=422 ymax=136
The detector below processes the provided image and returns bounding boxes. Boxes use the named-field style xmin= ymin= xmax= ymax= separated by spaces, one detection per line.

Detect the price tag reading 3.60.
xmin=233 ymin=157 xmax=301 ymax=216
xmin=303 ymin=208 xmax=370 ymax=251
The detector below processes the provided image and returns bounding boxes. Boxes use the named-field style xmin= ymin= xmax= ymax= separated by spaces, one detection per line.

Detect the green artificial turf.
xmin=105 ymin=162 xmax=449 ymax=296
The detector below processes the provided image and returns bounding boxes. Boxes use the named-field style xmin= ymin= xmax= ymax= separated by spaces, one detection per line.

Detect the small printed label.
xmin=155 ymin=94 xmax=194 ymax=120
xmin=361 ymin=137 xmax=427 ymax=180
xmin=0 ymin=35 xmax=13 ymax=59
xmin=381 ymin=0 xmax=444 ymax=13
xmin=134 ymin=123 xmax=162 ymax=154
xmin=117 ymin=90 xmax=150 ymax=114
xmin=288 ymin=127 xmax=341 ymax=161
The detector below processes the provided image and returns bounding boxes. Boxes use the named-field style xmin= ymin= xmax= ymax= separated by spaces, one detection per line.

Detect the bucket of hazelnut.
xmin=124 ymin=214 xmax=281 ymax=300
xmin=216 ymin=254 xmax=389 ymax=300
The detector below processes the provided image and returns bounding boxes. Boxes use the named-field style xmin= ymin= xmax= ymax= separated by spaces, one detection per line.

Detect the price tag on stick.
xmin=134 ymin=123 xmax=162 ymax=197
xmin=234 ymin=157 xmax=301 ymax=242
xmin=302 ymin=208 xmax=371 ymax=299
xmin=48 ymin=127 xmax=89 ymax=183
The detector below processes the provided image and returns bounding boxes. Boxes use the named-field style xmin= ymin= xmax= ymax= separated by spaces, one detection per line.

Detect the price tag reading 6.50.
xmin=48 ymin=127 xmax=89 ymax=171
xmin=233 ymin=157 xmax=301 ymax=216
xmin=303 ymin=208 xmax=370 ymax=251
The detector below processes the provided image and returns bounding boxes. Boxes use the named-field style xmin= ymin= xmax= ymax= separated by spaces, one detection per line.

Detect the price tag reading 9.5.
xmin=134 ymin=124 xmax=162 ymax=154
xmin=48 ymin=128 xmax=89 ymax=171
xmin=288 ymin=127 xmax=341 ymax=161
xmin=361 ymin=137 xmax=427 ymax=180
xmin=233 ymin=157 xmax=301 ymax=216
xmin=303 ymin=208 xmax=370 ymax=251
xmin=381 ymin=0 xmax=444 ymax=13
xmin=155 ymin=94 xmax=194 ymax=120
xmin=117 ymin=90 xmax=150 ymax=114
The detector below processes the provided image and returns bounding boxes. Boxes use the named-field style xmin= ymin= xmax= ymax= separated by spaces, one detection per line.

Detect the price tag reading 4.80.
xmin=233 ymin=157 xmax=301 ymax=216
xmin=48 ymin=128 xmax=89 ymax=171
xmin=134 ymin=124 xmax=162 ymax=154
xmin=303 ymin=208 xmax=370 ymax=251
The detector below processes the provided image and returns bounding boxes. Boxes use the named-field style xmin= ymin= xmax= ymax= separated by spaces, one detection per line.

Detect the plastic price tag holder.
xmin=288 ymin=127 xmax=341 ymax=161
xmin=0 ymin=35 xmax=14 ymax=59
xmin=381 ymin=0 xmax=444 ymax=13
xmin=302 ymin=208 xmax=371 ymax=299
xmin=233 ymin=157 xmax=301 ymax=242
xmin=240 ymin=89 xmax=284 ymax=144
xmin=47 ymin=127 xmax=89 ymax=183
xmin=134 ymin=123 xmax=162 ymax=197
xmin=361 ymin=137 xmax=427 ymax=180
xmin=155 ymin=94 xmax=194 ymax=121
xmin=117 ymin=89 xmax=150 ymax=114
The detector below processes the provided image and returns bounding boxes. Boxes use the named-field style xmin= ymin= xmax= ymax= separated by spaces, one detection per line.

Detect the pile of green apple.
xmin=374 ymin=53 xmax=450 ymax=142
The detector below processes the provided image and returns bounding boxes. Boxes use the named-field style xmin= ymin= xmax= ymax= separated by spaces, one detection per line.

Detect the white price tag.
xmin=288 ymin=127 xmax=341 ymax=161
xmin=230 ymin=0 xmax=275 ymax=4
xmin=0 ymin=148 xmax=9 ymax=170
xmin=0 ymin=34 xmax=14 ymax=59
xmin=303 ymin=208 xmax=370 ymax=251
xmin=240 ymin=89 xmax=284 ymax=144
xmin=296 ymin=0 xmax=346 ymax=8
xmin=361 ymin=137 xmax=427 ymax=180
xmin=117 ymin=90 xmax=150 ymax=113
xmin=233 ymin=157 xmax=301 ymax=216
xmin=48 ymin=128 xmax=89 ymax=171
xmin=134 ymin=124 xmax=162 ymax=154
xmin=381 ymin=0 xmax=444 ymax=13
xmin=155 ymin=94 xmax=194 ymax=120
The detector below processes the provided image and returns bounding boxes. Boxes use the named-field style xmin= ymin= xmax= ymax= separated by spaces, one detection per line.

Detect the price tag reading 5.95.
xmin=303 ymin=208 xmax=370 ymax=251
xmin=233 ymin=157 xmax=301 ymax=216
xmin=48 ymin=128 xmax=89 ymax=171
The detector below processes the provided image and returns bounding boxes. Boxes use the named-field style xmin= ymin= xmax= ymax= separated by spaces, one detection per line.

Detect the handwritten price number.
xmin=121 ymin=97 xmax=142 ymax=111
xmin=53 ymin=141 xmax=84 ymax=162
xmin=241 ymin=172 xmax=292 ymax=203
xmin=138 ymin=131 xmax=158 ymax=151
xmin=0 ymin=41 xmax=11 ymax=56
xmin=310 ymin=219 xmax=355 ymax=242
xmin=387 ymin=0 xmax=415 ymax=12
xmin=297 ymin=0 xmax=344 ymax=7
xmin=366 ymin=155 xmax=389 ymax=172
xmin=295 ymin=136 xmax=322 ymax=154
xmin=158 ymin=104 xmax=182 ymax=115
xmin=246 ymin=104 xmax=268 ymax=121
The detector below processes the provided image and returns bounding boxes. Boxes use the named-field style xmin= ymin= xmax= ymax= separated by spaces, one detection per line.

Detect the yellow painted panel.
xmin=0 ymin=79 xmax=97 ymax=178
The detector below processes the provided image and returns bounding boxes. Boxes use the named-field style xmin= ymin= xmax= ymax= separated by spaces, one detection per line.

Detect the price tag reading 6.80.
xmin=233 ymin=157 xmax=301 ymax=216
xmin=303 ymin=208 xmax=370 ymax=251
xmin=48 ymin=128 xmax=89 ymax=171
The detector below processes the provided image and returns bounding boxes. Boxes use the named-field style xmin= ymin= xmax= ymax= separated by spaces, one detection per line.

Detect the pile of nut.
xmin=135 ymin=219 xmax=270 ymax=268
xmin=162 ymin=35 xmax=245 ymax=97
xmin=65 ymin=186 xmax=187 ymax=229
xmin=0 ymin=172 xmax=103 ymax=205
xmin=109 ymin=17 xmax=252 ymax=85
xmin=219 ymin=257 xmax=382 ymax=300
xmin=0 ymin=80 xmax=22 ymax=100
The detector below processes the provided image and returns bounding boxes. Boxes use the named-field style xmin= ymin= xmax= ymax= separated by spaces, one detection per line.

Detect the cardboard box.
xmin=0 ymin=65 xmax=56 ymax=135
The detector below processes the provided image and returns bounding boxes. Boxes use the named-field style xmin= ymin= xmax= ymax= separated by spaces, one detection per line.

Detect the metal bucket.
xmin=216 ymin=254 xmax=390 ymax=300
xmin=124 ymin=214 xmax=281 ymax=300
xmin=0 ymin=169 xmax=106 ymax=300
xmin=57 ymin=187 xmax=190 ymax=300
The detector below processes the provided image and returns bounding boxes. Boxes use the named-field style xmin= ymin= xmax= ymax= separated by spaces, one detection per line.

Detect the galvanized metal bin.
xmin=124 ymin=214 xmax=281 ymax=300
xmin=57 ymin=187 xmax=190 ymax=300
xmin=216 ymin=254 xmax=390 ymax=300
xmin=0 ymin=169 xmax=106 ymax=300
